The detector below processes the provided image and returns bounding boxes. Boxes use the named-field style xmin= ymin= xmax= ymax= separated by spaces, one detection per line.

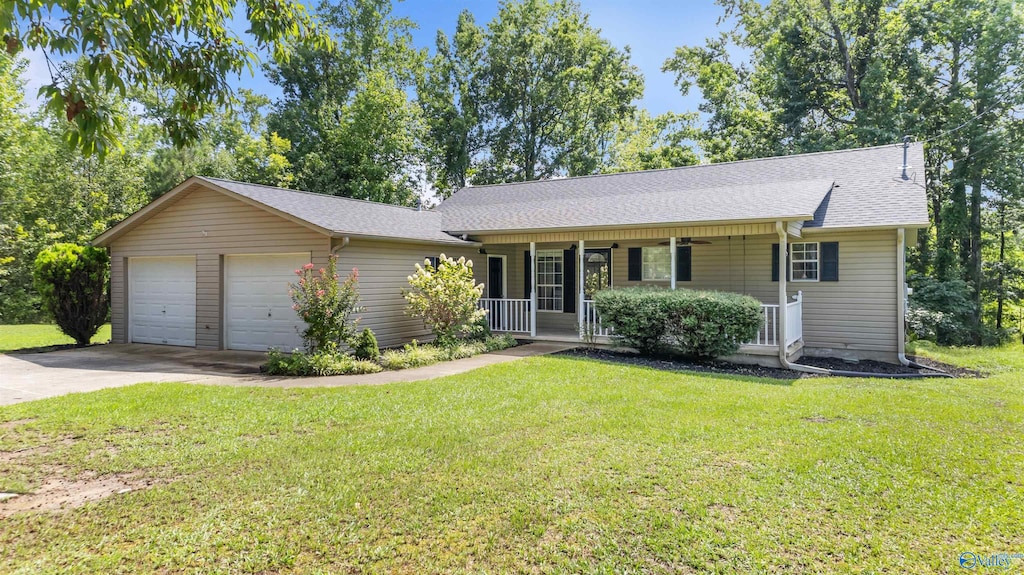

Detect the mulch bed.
xmin=557 ymin=347 xmax=980 ymax=380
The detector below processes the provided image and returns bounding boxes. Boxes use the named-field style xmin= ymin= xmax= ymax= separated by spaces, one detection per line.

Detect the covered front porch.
xmin=473 ymin=225 xmax=808 ymax=364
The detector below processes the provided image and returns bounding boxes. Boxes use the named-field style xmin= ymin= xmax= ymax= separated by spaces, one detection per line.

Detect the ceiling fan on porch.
xmin=658 ymin=237 xmax=712 ymax=246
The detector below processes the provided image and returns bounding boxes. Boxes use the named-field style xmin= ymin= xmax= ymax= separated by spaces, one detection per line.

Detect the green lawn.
xmin=1 ymin=350 xmax=1022 ymax=573
xmin=0 ymin=323 xmax=111 ymax=353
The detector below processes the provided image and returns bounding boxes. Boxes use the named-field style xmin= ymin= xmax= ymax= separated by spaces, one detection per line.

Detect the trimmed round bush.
xmin=32 ymin=243 xmax=109 ymax=346
xmin=594 ymin=287 xmax=763 ymax=359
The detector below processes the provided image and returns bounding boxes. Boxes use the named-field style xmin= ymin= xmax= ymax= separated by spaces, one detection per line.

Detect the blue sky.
xmin=24 ymin=1 xmax=732 ymax=116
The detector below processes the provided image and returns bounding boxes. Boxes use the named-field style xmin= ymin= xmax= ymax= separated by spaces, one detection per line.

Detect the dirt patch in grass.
xmin=907 ymin=354 xmax=985 ymax=378
xmin=0 ymin=468 xmax=153 ymax=518
xmin=0 ymin=418 xmax=37 ymax=430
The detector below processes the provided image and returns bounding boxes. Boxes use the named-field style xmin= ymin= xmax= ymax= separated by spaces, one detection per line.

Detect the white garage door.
xmin=224 ymin=253 xmax=309 ymax=352
xmin=129 ymin=256 xmax=196 ymax=346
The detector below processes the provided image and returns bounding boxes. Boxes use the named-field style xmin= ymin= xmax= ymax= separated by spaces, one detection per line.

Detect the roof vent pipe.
xmin=415 ymin=197 xmax=423 ymax=211
xmin=901 ymin=135 xmax=912 ymax=180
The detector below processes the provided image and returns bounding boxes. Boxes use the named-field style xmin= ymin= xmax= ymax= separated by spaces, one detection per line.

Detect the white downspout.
xmin=776 ymin=221 xmax=830 ymax=375
xmin=330 ymin=236 xmax=350 ymax=255
xmin=896 ymin=228 xmax=911 ymax=366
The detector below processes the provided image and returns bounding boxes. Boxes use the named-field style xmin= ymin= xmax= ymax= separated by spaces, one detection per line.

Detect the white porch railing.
xmin=580 ymin=299 xmax=613 ymax=338
xmin=785 ymin=291 xmax=803 ymax=347
xmin=479 ymin=298 xmax=532 ymax=334
xmin=750 ymin=304 xmax=779 ymax=346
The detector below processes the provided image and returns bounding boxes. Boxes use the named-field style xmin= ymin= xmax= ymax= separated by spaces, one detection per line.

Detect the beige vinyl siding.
xmin=335 ymin=239 xmax=481 ymax=348
xmin=108 ymin=185 xmax=330 ymax=348
xmin=480 ymin=230 xmax=899 ymax=360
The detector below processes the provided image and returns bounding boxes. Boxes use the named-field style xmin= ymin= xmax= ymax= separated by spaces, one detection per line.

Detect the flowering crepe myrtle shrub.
xmin=403 ymin=253 xmax=486 ymax=348
xmin=288 ymin=255 xmax=363 ymax=353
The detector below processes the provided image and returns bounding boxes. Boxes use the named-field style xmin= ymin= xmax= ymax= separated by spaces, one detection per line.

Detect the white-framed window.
xmin=791 ymin=242 xmax=819 ymax=281
xmin=642 ymin=246 xmax=671 ymax=281
xmin=536 ymin=250 xmax=563 ymax=311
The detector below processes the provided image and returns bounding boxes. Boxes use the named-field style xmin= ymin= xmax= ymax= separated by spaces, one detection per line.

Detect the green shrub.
xmin=263 ymin=349 xmax=382 ymax=376
xmin=462 ymin=313 xmax=492 ymax=342
xmin=403 ymin=254 xmax=486 ymax=348
xmin=594 ymin=287 xmax=762 ymax=358
xmin=32 ymin=243 xmax=109 ymax=346
xmin=352 ymin=328 xmax=380 ymax=361
xmin=377 ymin=336 xmax=518 ymax=370
xmin=483 ymin=334 xmax=518 ymax=352
xmin=379 ymin=340 xmax=445 ymax=370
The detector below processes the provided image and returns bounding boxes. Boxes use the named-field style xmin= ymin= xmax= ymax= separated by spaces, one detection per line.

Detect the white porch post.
xmin=669 ymin=236 xmax=677 ymax=289
xmin=578 ymin=239 xmax=585 ymax=337
xmin=529 ymin=241 xmax=537 ymax=337
xmin=776 ymin=222 xmax=788 ymax=357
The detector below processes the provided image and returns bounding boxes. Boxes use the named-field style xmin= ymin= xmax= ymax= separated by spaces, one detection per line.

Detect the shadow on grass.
xmin=549 ymin=349 xmax=802 ymax=386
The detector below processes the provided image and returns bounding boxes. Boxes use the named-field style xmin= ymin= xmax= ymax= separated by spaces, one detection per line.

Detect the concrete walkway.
xmin=0 ymin=342 xmax=576 ymax=405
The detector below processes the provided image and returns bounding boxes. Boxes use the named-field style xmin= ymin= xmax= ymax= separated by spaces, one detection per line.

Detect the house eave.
xmin=444 ymin=215 xmax=815 ymax=238
xmin=329 ymin=231 xmax=480 ymax=247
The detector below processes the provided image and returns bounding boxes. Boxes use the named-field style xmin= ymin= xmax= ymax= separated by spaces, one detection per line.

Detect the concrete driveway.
xmin=0 ymin=344 xmax=264 ymax=406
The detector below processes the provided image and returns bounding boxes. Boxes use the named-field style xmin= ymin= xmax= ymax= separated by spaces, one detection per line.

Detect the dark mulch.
xmin=556 ymin=348 xmax=805 ymax=380
xmin=557 ymin=347 xmax=980 ymax=380
xmin=907 ymin=355 xmax=984 ymax=378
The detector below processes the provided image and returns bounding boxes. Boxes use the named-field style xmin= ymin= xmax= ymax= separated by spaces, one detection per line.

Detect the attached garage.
xmin=224 ymin=253 xmax=309 ymax=351
xmin=128 ymin=256 xmax=196 ymax=346
xmin=95 ymin=176 xmax=479 ymax=350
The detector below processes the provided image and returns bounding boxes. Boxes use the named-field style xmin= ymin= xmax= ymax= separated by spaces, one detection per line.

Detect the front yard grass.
xmin=0 ymin=323 xmax=111 ymax=353
xmin=1 ymin=347 xmax=1021 ymax=573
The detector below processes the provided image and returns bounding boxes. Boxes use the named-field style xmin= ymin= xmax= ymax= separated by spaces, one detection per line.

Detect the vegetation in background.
xmin=595 ymin=287 xmax=763 ymax=358
xmin=664 ymin=0 xmax=1024 ymax=344
xmin=31 ymin=244 xmax=109 ymax=346
xmin=403 ymin=254 xmax=486 ymax=348
xmin=1 ymin=346 xmax=1021 ymax=572
xmin=1 ymin=0 xmax=1022 ymax=347
xmin=0 ymin=0 xmax=328 ymax=157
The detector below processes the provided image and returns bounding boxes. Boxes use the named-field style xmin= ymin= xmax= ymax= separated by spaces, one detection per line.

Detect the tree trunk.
xmin=996 ymin=206 xmax=1006 ymax=330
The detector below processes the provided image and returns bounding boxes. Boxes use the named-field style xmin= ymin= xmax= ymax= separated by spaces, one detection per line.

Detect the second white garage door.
xmin=224 ymin=253 xmax=309 ymax=352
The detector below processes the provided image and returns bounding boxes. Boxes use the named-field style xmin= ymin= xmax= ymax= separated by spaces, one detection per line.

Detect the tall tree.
xmin=666 ymin=0 xmax=1024 ymax=342
xmin=477 ymin=0 xmax=644 ymax=182
xmin=266 ymin=0 xmax=425 ymax=204
xmin=418 ymin=10 xmax=489 ymax=197
xmin=1 ymin=0 xmax=327 ymax=156
xmin=600 ymin=111 xmax=700 ymax=173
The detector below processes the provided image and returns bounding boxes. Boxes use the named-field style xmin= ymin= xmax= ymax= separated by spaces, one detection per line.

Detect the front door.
xmin=583 ymin=248 xmax=611 ymax=297
xmin=487 ymin=256 xmax=505 ymax=298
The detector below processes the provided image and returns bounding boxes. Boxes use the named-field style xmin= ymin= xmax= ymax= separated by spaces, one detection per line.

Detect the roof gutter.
xmin=328 ymin=231 xmax=480 ymax=247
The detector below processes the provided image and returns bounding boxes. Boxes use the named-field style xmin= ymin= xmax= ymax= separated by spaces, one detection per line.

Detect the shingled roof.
xmin=94 ymin=143 xmax=929 ymax=248
xmin=199 ymin=178 xmax=472 ymax=245
xmin=437 ymin=143 xmax=929 ymax=233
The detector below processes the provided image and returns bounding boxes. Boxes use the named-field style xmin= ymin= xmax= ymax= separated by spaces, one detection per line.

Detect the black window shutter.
xmin=628 ymin=247 xmax=642 ymax=281
xmin=523 ymin=251 xmax=532 ymax=298
xmin=562 ymin=250 xmax=576 ymax=313
xmin=821 ymin=242 xmax=839 ymax=281
xmin=676 ymin=246 xmax=692 ymax=282
xmin=771 ymin=244 xmax=779 ymax=282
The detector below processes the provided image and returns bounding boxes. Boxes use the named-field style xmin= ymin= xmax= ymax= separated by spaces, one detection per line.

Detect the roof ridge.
xmin=450 ymin=142 xmax=916 ymax=193
xmin=199 ymin=176 xmax=432 ymax=214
